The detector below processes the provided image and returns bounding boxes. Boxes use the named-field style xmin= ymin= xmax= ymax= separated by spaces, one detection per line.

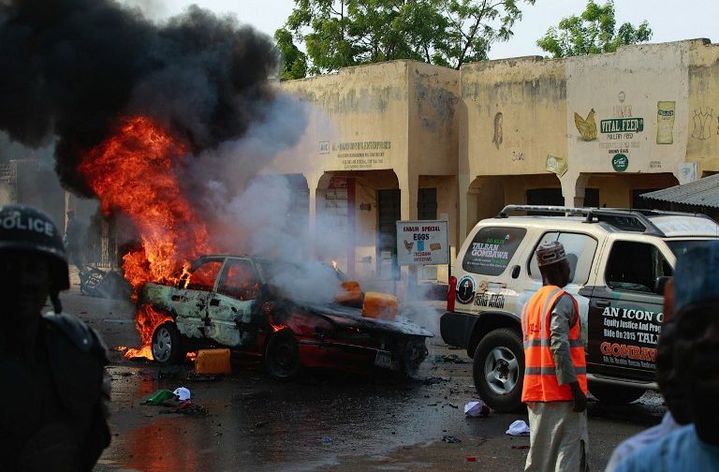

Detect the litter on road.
xmin=143 ymin=389 xmax=176 ymax=406
xmin=505 ymin=420 xmax=530 ymax=437
xmin=173 ymin=386 xmax=191 ymax=401
xmin=464 ymin=400 xmax=490 ymax=418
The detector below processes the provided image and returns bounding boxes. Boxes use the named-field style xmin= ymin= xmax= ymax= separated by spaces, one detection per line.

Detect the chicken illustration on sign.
xmin=574 ymin=109 xmax=597 ymax=141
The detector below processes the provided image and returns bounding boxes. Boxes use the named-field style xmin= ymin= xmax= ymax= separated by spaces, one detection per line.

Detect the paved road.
xmin=59 ymin=289 xmax=664 ymax=472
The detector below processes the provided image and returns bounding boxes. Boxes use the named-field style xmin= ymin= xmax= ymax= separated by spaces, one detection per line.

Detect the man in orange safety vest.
xmin=521 ymin=241 xmax=588 ymax=471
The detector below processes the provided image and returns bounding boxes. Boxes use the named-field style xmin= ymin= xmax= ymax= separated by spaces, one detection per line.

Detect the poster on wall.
xmin=396 ymin=220 xmax=449 ymax=266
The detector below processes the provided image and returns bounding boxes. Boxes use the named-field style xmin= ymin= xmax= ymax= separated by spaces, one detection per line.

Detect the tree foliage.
xmin=537 ymin=0 xmax=652 ymax=58
xmin=274 ymin=28 xmax=308 ymax=80
xmin=275 ymin=0 xmax=536 ymax=77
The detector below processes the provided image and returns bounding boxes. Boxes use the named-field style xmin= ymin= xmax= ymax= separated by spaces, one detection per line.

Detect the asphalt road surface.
xmin=59 ymin=289 xmax=665 ymax=472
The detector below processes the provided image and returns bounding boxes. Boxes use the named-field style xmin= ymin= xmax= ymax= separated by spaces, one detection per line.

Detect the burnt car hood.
xmin=303 ymin=302 xmax=434 ymax=337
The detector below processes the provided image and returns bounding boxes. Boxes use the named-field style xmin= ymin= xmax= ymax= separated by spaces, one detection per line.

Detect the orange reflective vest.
xmin=521 ymin=285 xmax=588 ymax=402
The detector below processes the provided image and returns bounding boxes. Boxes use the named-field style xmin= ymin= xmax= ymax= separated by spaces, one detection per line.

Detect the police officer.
xmin=0 ymin=205 xmax=111 ymax=471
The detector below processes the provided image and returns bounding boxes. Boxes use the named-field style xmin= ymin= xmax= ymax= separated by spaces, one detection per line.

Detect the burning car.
xmin=139 ymin=255 xmax=432 ymax=378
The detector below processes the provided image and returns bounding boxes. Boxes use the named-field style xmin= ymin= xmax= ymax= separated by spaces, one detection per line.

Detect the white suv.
xmin=441 ymin=205 xmax=719 ymax=412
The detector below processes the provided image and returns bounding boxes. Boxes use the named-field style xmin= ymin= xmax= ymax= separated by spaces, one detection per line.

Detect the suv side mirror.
xmin=654 ymin=276 xmax=672 ymax=295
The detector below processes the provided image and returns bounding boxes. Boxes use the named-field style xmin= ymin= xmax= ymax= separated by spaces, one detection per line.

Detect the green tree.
xmin=537 ymin=0 xmax=652 ymax=58
xmin=274 ymin=28 xmax=308 ymax=80
xmin=276 ymin=0 xmax=536 ymax=76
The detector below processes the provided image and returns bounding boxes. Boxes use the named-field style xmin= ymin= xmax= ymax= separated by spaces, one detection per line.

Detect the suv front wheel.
xmin=473 ymin=328 xmax=524 ymax=412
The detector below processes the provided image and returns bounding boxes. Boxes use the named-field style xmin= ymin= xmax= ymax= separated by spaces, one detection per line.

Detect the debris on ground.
xmin=505 ymin=420 xmax=530 ymax=437
xmin=195 ymin=348 xmax=232 ymax=375
xmin=173 ymin=386 xmax=191 ymax=401
xmin=321 ymin=436 xmax=333 ymax=445
xmin=143 ymin=389 xmax=177 ymax=406
xmin=511 ymin=445 xmax=530 ymax=450
xmin=441 ymin=435 xmax=462 ymax=444
xmin=466 ymin=456 xmax=477 ymax=462
xmin=464 ymin=400 xmax=490 ymax=418
xmin=160 ymin=400 xmax=209 ymax=417
xmin=433 ymin=354 xmax=468 ymax=364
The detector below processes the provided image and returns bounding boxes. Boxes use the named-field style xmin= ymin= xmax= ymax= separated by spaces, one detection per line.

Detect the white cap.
xmin=173 ymin=387 xmax=191 ymax=401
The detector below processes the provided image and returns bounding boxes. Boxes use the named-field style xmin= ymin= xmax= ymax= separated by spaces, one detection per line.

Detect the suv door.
xmin=206 ymin=258 xmax=262 ymax=347
xmin=587 ymin=238 xmax=671 ymax=381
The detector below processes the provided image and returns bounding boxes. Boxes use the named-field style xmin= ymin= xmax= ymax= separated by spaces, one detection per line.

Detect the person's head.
xmin=671 ymin=241 xmax=719 ymax=444
xmin=0 ymin=205 xmax=69 ymax=323
xmin=536 ymin=241 xmax=571 ymax=288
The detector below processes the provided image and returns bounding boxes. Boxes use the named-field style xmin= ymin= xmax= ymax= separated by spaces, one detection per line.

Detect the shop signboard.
xmin=396 ymin=220 xmax=449 ymax=266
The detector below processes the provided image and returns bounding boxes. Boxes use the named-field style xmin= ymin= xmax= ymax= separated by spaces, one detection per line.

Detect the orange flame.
xmin=122 ymin=304 xmax=174 ymax=360
xmin=80 ymin=116 xmax=212 ymax=290
xmin=79 ymin=116 xmax=214 ymax=359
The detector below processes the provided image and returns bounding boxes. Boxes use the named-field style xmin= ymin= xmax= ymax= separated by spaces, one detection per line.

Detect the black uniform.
xmin=0 ymin=313 xmax=110 ymax=472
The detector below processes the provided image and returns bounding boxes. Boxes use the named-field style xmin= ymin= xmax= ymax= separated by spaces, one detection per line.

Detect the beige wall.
xmin=565 ymin=41 xmax=690 ymax=181
xmin=459 ymin=39 xmax=719 ymax=238
xmin=461 ymin=57 xmax=567 ymax=177
xmin=688 ymin=40 xmax=719 ymax=174
xmin=582 ymin=173 xmax=679 ymax=208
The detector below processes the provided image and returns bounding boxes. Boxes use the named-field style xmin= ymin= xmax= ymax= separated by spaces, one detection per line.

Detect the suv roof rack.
xmin=495 ymin=205 xmax=686 ymax=236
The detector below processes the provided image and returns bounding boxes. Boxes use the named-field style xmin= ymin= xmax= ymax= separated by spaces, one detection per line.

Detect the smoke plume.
xmin=0 ymin=0 xmax=278 ymax=195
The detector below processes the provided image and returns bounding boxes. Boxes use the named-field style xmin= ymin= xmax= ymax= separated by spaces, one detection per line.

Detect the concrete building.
xmin=275 ymin=61 xmax=460 ymax=285
xmin=278 ymin=38 xmax=719 ymax=285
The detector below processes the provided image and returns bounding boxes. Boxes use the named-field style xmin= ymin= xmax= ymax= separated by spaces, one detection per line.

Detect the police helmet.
xmin=0 ymin=204 xmax=70 ymax=290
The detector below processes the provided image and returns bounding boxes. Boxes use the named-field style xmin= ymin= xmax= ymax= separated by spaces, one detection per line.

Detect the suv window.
xmin=605 ymin=241 xmax=672 ymax=293
xmin=186 ymin=260 xmax=223 ymax=291
xmin=462 ymin=227 xmax=526 ymax=276
xmin=218 ymin=259 xmax=261 ymax=300
xmin=529 ymin=232 xmax=598 ymax=285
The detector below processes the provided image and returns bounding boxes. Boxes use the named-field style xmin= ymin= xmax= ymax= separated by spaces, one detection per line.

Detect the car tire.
xmin=151 ymin=322 xmax=185 ymax=365
xmin=473 ymin=328 xmax=524 ymax=413
xmin=589 ymin=382 xmax=645 ymax=405
xmin=265 ymin=330 xmax=302 ymax=380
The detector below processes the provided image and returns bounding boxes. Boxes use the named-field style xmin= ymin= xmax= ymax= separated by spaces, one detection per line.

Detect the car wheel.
xmin=265 ymin=331 xmax=301 ymax=380
xmin=473 ymin=328 xmax=524 ymax=413
xmin=151 ymin=322 xmax=184 ymax=365
xmin=589 ymin=382 xmax=645 ymax=404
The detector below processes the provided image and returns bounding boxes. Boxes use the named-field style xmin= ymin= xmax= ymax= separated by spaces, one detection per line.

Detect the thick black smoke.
xmin=0 ymin=0 xmax=278 ymax=195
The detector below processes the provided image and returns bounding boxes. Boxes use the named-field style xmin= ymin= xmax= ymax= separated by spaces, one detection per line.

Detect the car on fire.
xmin=140 ymin=255 xmax=432 ymax=378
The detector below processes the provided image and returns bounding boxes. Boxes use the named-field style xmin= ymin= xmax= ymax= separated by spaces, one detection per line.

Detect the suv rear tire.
xmin=473 ymin=328 xmax=524 ymax=412
xmin=589 ymin=382 xmax=645 ymax=404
